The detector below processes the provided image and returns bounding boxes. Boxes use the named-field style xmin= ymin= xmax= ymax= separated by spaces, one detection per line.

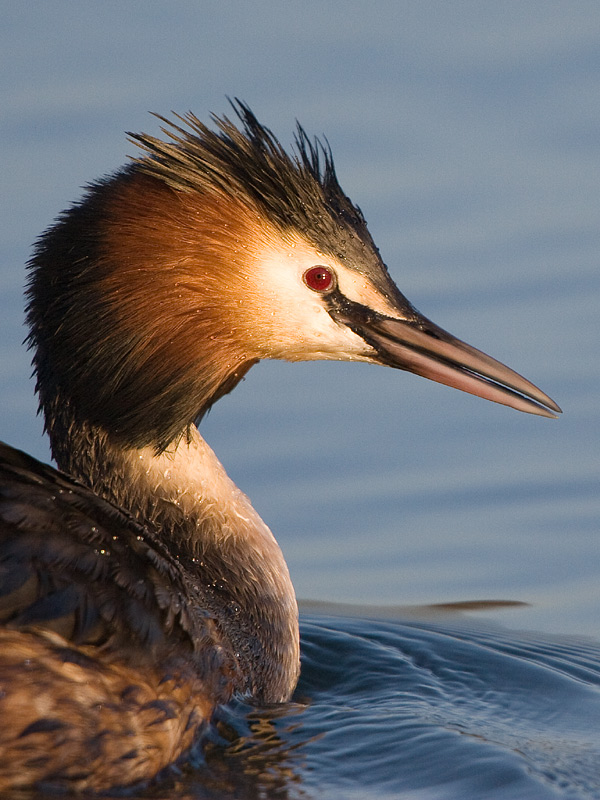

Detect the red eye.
xmin=303 ymin=266 xmax=335 ymax=293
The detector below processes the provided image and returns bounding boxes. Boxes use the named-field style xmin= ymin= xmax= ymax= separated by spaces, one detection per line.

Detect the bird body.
xmin=0 ymin=102 xmax=560 ymax=791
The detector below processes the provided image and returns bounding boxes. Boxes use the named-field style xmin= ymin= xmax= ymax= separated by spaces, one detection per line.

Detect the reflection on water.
xmin=87 ymin=609 xmax=600 ymax=800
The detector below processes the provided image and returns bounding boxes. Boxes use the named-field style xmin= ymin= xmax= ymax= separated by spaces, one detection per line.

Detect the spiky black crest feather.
xmin=130 ymin=99 xmax=378 ymax=259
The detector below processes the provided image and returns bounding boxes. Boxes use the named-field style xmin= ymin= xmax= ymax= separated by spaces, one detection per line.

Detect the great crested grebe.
xmin=0 ymin=101 xmax=560 ymax=792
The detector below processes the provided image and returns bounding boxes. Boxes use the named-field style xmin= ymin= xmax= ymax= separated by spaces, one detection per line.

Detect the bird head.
xmin=27 ymin=101 xmax=559 ymax=455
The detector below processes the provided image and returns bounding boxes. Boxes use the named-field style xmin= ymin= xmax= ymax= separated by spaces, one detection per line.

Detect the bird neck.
xmin=49 ymin=417 xmax=300 ymax=702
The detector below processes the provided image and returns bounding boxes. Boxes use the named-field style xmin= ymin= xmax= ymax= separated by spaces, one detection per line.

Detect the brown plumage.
xmin=0 ymin=101 xmax=559 ymax=792
xmin=0 ymin=442 xmax=234 ymax=791
xmin=0 ymin=629 xmax=212 ymax=791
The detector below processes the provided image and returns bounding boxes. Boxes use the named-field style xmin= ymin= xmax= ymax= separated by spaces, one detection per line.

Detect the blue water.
xmin=2 ymin=3 xmax=600 ymax=797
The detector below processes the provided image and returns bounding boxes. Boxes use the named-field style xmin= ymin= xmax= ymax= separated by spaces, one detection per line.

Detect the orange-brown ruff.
xmin=0 ymin=101 xmax=560 ymax=792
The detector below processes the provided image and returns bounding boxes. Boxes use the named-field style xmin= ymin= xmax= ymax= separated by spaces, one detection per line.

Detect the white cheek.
xmin=251 ymin=245 xmax=372 ymax=361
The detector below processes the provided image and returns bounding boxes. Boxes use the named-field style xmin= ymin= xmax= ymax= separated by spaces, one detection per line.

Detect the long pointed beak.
xmin=329 ymin=299 xmax=561 ymax=418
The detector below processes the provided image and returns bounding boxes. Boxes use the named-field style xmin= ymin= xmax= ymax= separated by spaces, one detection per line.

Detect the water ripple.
xmin=120 ymin=612 xmax=600 ymax=800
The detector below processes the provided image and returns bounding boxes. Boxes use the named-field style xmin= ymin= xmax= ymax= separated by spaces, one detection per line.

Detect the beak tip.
xmin=534 ymin=393 xmax=562 ymax=418
xmin=538 ymin=406 xmax=561 ymax=420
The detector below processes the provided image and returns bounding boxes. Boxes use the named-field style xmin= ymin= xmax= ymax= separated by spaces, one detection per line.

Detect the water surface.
xmin=99 ymin=609 xmax=600 ymax=800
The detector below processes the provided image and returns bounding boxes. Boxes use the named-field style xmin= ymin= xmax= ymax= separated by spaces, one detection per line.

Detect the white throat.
xmin=126 ymin=426 xmax=300 ymax=701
